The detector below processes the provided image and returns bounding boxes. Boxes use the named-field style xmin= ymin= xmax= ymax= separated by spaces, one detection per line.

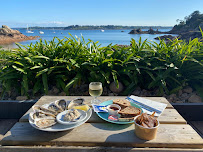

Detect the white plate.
xmin=56 ymin=109 xmax=87 ymax=125
xmin=29 ymin=106 xmax=92 ymax=132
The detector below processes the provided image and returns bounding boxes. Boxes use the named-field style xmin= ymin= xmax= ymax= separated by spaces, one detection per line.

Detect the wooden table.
xmin=1 ymin=96 xmax=203 ymax=152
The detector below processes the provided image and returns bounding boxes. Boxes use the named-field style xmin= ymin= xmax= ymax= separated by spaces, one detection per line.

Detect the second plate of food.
xmin=96 ymin=100 xmax=143 ymax=124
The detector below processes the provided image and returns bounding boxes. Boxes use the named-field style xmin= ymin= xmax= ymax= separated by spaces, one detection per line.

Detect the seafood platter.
xmin=29 ymin=98 xmax=92 ymax=132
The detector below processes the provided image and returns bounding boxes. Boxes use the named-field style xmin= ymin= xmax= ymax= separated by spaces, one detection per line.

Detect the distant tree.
xmin=175 ymin=10 xmax=203 ymax=30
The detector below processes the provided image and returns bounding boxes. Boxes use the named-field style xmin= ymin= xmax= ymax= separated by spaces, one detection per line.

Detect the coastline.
xmin=0 ymin=35 xmax=39 ymax=45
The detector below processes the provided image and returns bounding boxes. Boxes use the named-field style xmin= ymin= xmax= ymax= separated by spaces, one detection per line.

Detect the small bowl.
xmin=56 ymin=109 xmax=87 ymax=125
xmin=134 ymin=115 xmax=159 ymax=140
xmin=107 ymin=104 xmax=121 ymax=116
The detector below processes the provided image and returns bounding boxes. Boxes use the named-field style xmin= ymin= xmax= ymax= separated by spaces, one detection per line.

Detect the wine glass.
xmin=89 ymin=82 xmax=103 ymax=104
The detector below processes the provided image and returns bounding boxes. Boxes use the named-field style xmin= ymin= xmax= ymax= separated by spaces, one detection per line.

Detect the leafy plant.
xmin=0 ymin=33 xmax=203 ymax=99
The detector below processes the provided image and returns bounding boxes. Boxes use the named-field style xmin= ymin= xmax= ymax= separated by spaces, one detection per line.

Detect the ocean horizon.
xmin=2 ymin=28 xmax=174 ymax=49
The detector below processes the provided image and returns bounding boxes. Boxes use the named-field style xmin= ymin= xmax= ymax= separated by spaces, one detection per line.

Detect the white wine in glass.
xmin=89 ymin=82 xmax=103 ymax=104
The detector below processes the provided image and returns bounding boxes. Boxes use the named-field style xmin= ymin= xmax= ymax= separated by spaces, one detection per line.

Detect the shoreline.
xmin=0 ymin=35 xmax=39 ymax=45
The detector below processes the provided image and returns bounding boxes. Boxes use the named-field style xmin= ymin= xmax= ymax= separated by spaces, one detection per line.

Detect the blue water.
xmin=3 ymin=28 xmax=173 ymax=49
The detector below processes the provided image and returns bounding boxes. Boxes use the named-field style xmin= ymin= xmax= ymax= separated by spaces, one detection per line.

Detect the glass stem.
xmin=94 ymin=96 xmax=97 ymax=101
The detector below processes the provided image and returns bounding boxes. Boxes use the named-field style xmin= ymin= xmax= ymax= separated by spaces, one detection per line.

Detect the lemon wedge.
xmin=73 ymin=105 xmax=90 ymax=111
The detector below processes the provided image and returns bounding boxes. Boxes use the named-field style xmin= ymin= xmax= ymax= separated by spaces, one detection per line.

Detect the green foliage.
xmin=0 ymin=33 xmax=203 ymax=98
xmin=176 ymin=10 xmax=203 ymax=31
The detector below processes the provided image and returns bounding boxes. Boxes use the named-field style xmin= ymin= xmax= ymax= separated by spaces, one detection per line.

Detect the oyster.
xmin=35 ymin=118 xmax=56 ymax=129
xmin=32 ymin=105 xmax=58 ymax=116
xmin=48 ymin=102 xmax=63 ymax=113
xmin=68 ymin=98 xmax=84 ymax=109
xmin=30 ymin=111 xmax=55 ymax=121
xmin=64 ymin=109 xmax=81 ymax=122
xmin=55 ymin=99 xmax=67 ymax=111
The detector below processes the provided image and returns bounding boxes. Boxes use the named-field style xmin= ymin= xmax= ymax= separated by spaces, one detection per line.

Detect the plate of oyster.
xmin=29 ymin=98 xmax=92 ymax=132
xmin=56 ymin=109 xmax=87 ymax=125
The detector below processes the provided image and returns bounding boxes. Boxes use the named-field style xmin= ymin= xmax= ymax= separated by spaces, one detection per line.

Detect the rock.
xmin=129 ymin=28 xmax=143 ymax=34
xmin=79 ymin=84 xmax=88 ymax=92
xmin=181 ymin=93 xmax=188 ymax=97
xmin=52 ymin=86 xmax=60 ymax=95
xmin=179 ymin=31 xmax=202 ymax=42
xmin=132 ymin=89 xmax=141 ymax=96
xmin=167 ymin=94 xmax=177 ymax=102
xmin=16 ymin=96 xmax=28 ymax=100
xmin=183 ymin=87 xmax=193 ymax=94
xmin=129 ymin=28 xmax=167 ymax=34
xmin=178 ymin=90 xmax=183 ymax=96
xmin=174 ymin=100 xmax=184 ymax=103
xmin=58 ymin=92 xmax=66 ymax=96
xmin=148 ymin=27 xmax=156 ymax=34
xmin=180 ymin=93 xmax=190 ymax=101
xmin=139 ymin=89 xmax=150 ymax=97
xmin=108 ymin=93 xmax=114 ymax=96
xmin=0 ymin=25 xmax=21 ymax=35
xmin=188 ymin=94 xmax=202 ymax=103
xmin=0 ymin=25 xmax=39 ymax=45
xmin=83 ymin=91 xmax=89 ymax=96
xmin=109 ymin=82 xmax=124 ymax=93
xmin=154 ymin=35 xmax=177 ymax=41
xmin=47 ymin=90 xmax=53 ymax=95
xmin=169 ymin=94 xmax=176 ymax=98
xmin=102 ymin=87 xmax=108 ymax=95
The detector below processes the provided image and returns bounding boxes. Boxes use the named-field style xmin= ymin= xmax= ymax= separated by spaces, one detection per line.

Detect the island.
xmin=22 ymin=25 xmax=172 ymax=30
xmin=128 ymin=11 xmax=203 ymax=42
xmin=155 ymin=11 xmax=203 ymax=41
xmin=0 ymin=25 xmax=39 ymax=45
xmin=128 ymin=28 xmax=168 ymax=34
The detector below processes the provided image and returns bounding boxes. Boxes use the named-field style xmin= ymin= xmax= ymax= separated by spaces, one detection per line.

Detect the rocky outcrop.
xmin=129 ymin=28 xmax=167 ymax=34
xmin=179 ymin=31 xmax=202 ymax=41
xmin=129 ymin=28 xmax=144 ymax=34
xmin=154 ymin=35 xmax=178 ymax=41
xmin=156 ymin=11 xmax=203 ymax=42
xmin=0 ymin=25 xmax=22 ymax=35
xmin=154 ymin=31 xmax=202 ymax=42
xmin=0 ymin=25 xmax=39 ymax=45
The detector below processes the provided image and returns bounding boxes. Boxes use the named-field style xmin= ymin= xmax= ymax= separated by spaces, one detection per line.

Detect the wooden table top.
xmin=1 ymin=96 xmax=203 ymax=149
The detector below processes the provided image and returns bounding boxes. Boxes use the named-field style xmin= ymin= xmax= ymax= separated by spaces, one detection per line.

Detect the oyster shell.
xmin=55 ymin=99 xmax=67 ymax=111
xmin=32 ymin=105 xmax=58 ymax=116
xmin=68 ymin=98 xmax=85 ymax=109
xmin=34 ymin=118 xmax=56 ymax=129
xmin=48 ymin=102 xmax=63 ymax=113
xmin=64 ymin=109 xmax=81 ymax=122
xmin=30 ymin=111 xmax=55 ymax=121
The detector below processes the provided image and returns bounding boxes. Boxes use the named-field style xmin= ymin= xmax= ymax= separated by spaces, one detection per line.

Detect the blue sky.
xmin=1 ymin=0 xmax=203 ymax=28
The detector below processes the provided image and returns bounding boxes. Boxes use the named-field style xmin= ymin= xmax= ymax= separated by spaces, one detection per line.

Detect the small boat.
xmin=53 ymin=28 xmax=55 ymax=33
xmin=101 ymin=29 xmax=104 ymax=32
xmin=39 ymin=31 xmax=44 ymax=34
xmin=26 ymin=24 xmax=34 ymax=33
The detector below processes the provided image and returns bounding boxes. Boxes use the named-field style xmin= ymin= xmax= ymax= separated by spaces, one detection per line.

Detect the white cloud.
xmin=47 ymin=21 xmax=65 ymax=25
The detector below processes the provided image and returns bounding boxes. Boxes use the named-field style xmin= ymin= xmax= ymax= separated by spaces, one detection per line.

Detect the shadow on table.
xmin=1 ymin=122 xmax=73 ymax=146
xmin=105 ymin=130 xmax=147 ymax=147
xmin=90 ymin=123 xmax=132 ymax=131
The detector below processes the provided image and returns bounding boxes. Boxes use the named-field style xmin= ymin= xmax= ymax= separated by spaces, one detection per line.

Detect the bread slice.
xmin=118 ymin=106 xmax=141 ymax=118
xmin=113 ymin=99 xmax=131 ymax=109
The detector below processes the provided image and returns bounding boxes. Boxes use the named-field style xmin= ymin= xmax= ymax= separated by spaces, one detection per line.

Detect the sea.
xmin=2 ymin=28 xmax=173 ymax=49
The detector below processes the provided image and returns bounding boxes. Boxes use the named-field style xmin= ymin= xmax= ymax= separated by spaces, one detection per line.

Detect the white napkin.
xmin=127 ymin=95 xmax=167 ymax=117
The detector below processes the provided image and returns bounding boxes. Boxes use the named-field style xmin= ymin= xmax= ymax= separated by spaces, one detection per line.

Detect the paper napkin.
xmin=127 ymin=95 xmax=167 ymax=117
